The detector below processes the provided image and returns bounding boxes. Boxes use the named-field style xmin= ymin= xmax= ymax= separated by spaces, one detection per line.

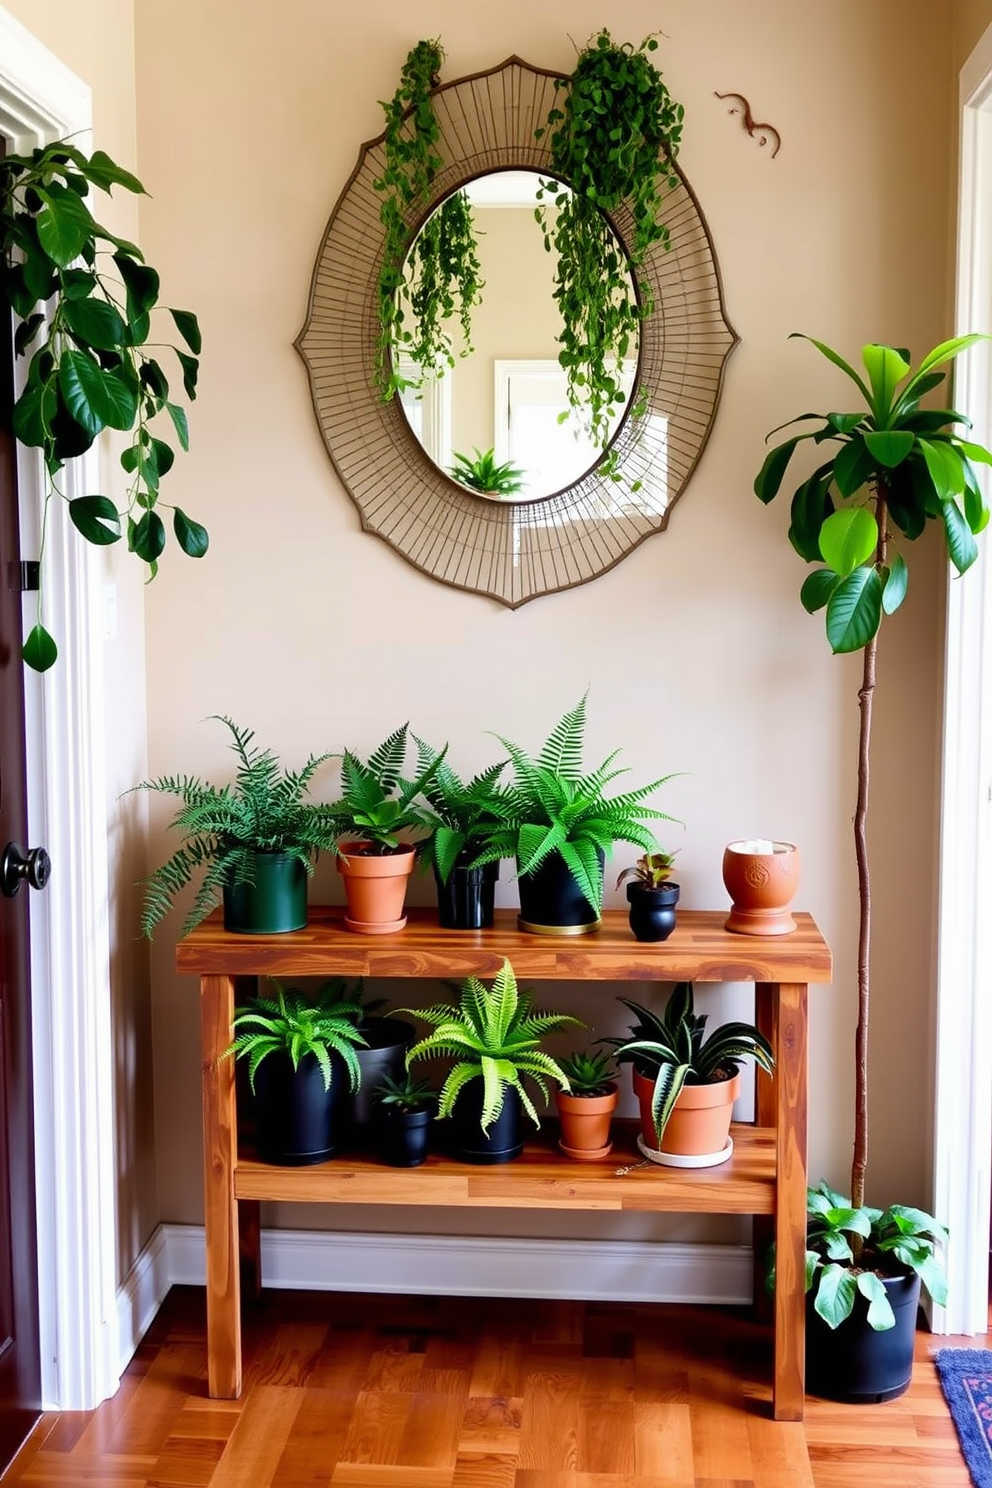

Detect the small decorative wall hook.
xmin=714 ymin=91 xmax=782 ymax=158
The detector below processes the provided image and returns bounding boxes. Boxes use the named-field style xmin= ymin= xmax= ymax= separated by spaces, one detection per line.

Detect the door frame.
xmin=0 ymin=8 xmax=119 ymax=1408
xmin=932 ymin=19 xmax=992 ymax=1335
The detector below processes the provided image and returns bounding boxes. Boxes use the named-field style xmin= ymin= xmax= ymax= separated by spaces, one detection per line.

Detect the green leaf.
xmin=35 ymin=182 xmax=95 ymax=266
xmin=131 ymin=510 xmax=166 ymax=563
xmin=11 ymin=378 xmax=57 ymax=448
xmin=918 ymin=437 xmax=966 ymax=500
xmin=833 ymin=437 xmax=876 ymax=497
xmin=819 ymin=507 xmax=879 ymax=576
xmin=856 ymin=1272 xmax=896 ymax=1331
xmin=176 ymin=350 xmax=199 ymax=400
xmin=22 ymin=623 xmax=58 ymax=673
xmin=59 ymin=350 xmax=137 ymax=435
xmin=170 ymin=308 xmax=202 ymax=355
xmin=826 ymin=412 xmax=864 ymax=434
xmin=788 ymin=467 xmax=834 ymax=561
xmin=69 ymin=495 xmax=122 ymax=545
xmin=63 ymin=296 xmax=128 ymax=350
xmin=789 ymin=333 xmax=872 ymax=404
xmin=963 ymin=464 xmax=990 ymax=534
xmin=800 ymin=569 xmax=839 ymax=614
xmin=825 ymin=566 xmax=884 ymax=653
xmin=812 ymin=1263 xmax=858 ymax=1328
xmin=881 ymin=553 xmax=909 ymax=616
xmin=906 ymin=332 xmax=986 ymax=391
xmin=165 ymin=401 xmax=189 ymax=450
xmin=754 ymin=436 xmax=806 ymax=504
xmin=862 ymin=343 xmax=909 ymax=421
xmin=13 ymin=312 xmax=45 ymax=358
xmin=957 ymin=438 xmax=992 ymax=466
xmin=113 ymin=253 xmax=160 ymax=317
xmin=173 ymin=508 xmax=209 ymax=558
xmin=863 ymin=429 xmax=914 ymax=468
xmin=943 ymin=498 xmax=979 ymax=575
xmin=83 ymin=149 xmax=145 ymax=195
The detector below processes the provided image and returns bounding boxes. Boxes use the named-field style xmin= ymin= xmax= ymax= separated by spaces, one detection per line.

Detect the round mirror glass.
xmin=393 ymin=171 xmax=639 ymax=503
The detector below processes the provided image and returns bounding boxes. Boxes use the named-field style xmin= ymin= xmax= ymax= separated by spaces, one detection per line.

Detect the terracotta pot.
xmin=722 ymin=840 xmax=800 ymax=936
xmin=336 ymin=842 xmax=416 ymax=934
xmin=555 ymin=1082 xmax=619 ymax=1161
xmin=632 ymin=1066 xmax=741 ymax=1158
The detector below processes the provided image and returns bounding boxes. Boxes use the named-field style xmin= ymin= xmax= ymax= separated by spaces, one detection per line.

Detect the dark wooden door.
xmin=0 ymin=136 xmax=43 ymax=1467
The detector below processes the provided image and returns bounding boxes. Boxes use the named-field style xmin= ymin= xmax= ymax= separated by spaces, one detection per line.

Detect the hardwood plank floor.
xmin=3 ymin=1287 xmax=983 ymax=1488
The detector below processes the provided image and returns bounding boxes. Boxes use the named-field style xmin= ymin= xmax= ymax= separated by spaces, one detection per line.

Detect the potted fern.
xmin=223 ymin=981 xmax=366 ymax=1164
xmin=611 ymin=984 xmax=774 ymax=1167
xmin=554 ymin=1049 xmax=619 ymax=1162
xmin=330 ymin=723 xmax=445 ymax=934
xmin=473 ymin=693 xmax=678 ymax=934
xmin=402 ymin=958 xmax=579 ymax=1163
xmin=412 ymin=736 xmax=509 ymax=929
xmin=134 ymin=716 xmax=340 ymax=936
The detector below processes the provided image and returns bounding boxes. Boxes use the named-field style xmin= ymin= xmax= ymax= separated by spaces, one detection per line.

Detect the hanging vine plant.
xmin=535 ymin=30 xmax=684 ymax=449
xmin=373 ymin=39 xmax=483 ymax=400
xmin=0 ymin=140 xmax=205 ymax=671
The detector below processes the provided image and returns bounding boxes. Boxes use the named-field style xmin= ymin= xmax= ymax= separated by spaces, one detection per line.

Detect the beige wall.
xmin=2 ymin=0 xmax=157 ymax=1284
xmin=120 ymin=0 xmax=956 ymax=1243
xmin=956 ymin=0 xmax=992 ymax=63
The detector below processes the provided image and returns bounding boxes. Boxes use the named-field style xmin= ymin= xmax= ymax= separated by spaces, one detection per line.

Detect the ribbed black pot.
xmin=434 ymin=857 xmax=499 ymax=930
xmin=223 ymin=850 xmax=307 ymax=934
xmin=252 ymin=1049 xmax=349 ymax=1165
xmin=517 ymin=850 xmax=602 ymax=935
xmin=805 ymin=1271 xmax=921 ymax=1403
xmin=351 ymin=1017 xmax=416 ymax=1130
xmin=449 ymin=1081 xmax=524 ymax=1164
xmin=626 ymin=881 xmax=680 ymax=942
xmin=378 ymin=1106 xmax=433 ymax=1167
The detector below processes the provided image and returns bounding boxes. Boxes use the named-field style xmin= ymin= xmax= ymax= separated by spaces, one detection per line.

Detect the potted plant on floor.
xmin=473 ymin=693 xmax=679 ymax=935
xmin=330 ymin=724 xmax=445 ymax=934
xmin=374 ymin=1070 xmax=436 ymax=1167
xmin=223 ymin=982 xmax=366 ymax=1165
xmin=754 ymin=334 xmax=984 ymax=1399
xmin=555 ymin=1049 xmax=619 ymax=1161
xmin=610 ymin=983 xmax=774 ymax=1168
xmin=616 ymin=851 xmax=680 ymax=941
xmin=412 ymin=736 xmax=509 ymax=929
xmin=402 ymin=957 xmax=579 ymax=1163
xmin=135 ymin=716 xmax=341 ymax=936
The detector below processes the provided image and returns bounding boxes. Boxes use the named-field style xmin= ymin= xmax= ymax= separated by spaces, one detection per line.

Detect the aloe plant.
xmin=472 ymin=693 xmax=678 ymax=914
xmin=610 ymin=983 xmax=774 ymax=1144
xmin=559 ymin=1048 xmax=616 ymax=1097
xmin=402 ymin=958 xmax=579 ymax=1131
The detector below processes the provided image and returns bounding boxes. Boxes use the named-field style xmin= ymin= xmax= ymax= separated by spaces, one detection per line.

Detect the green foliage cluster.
xmin=615 ymin=850 xmax=677 ymax=890
xmin=373 ymin=41 xmax=482 ymax=399
xmin=558 ymin=1048 xmax=616 ymax=1097
xmin=448 ymin=447 xmax=524 ymax=496
xmin=412 ymin=738 xmax=510 ymax=885
xmin=0 ymin=140 xmax=205 ymax=671
xmin=800 ymin=1181 xmax=948 ymax=1332
xmin=754 ymin=333 xmax=992 ymax=653
xmin=610 ymin=984 xmax=774 ymax=1144
xmin=223 ymin=981 xmax=366 ymax=1094
xmin=374 ymin=1069 xmax=436 ymax=1113
xmin=472 ymin=693 xmax=678 ymax=915
xmin=134 ymin=716 xmax=340 ymax=937
xmin=333 ymin=723 xmax=445 ymax=856
xmin=536 ymin=30 xmax=683 ymax=448
xmin=403 ymin=958 xmax=579 ymax=1132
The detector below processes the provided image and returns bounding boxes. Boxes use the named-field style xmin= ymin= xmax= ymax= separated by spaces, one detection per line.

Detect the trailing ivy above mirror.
xmin=296 ymin=53 xmax=737 ymax=608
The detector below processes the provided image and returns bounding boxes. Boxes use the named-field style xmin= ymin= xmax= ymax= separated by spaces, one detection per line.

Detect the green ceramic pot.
xmin=222 ymin=850 xmax=307 ymax=934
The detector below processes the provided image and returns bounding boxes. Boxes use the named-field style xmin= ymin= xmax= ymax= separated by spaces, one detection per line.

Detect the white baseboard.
xmin=116 ymin=1223 xmax=753 ymax=1375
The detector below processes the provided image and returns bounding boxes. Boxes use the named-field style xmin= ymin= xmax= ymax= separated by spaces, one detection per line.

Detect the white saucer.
xmin=636 ymin=1134 xmax=734 ymax=1169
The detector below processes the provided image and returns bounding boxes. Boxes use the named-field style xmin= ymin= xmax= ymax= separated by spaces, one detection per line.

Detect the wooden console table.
xmin=178 ymin=906 xmax=831 ymax=1421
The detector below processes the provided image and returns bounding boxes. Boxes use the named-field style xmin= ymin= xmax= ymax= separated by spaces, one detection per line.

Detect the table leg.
xmin=239 ymin=1200 xmax=262 ymax=1302
xmin=752 ymin=983 xmax=775 ymax=1321
xmin=200 ymin=973 xmax=242 ymax=1398
xmin=772 ymin=981 xmax=808 ymax=1421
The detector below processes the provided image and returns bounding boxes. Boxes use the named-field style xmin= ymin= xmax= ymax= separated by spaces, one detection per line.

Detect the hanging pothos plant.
xmin=0 ymin=140 xmax=205 ymax=671
xmin=535 ymin=30 xmax=684 ymax=449
xmin=373 ymin=39 xmax=483 ymax=400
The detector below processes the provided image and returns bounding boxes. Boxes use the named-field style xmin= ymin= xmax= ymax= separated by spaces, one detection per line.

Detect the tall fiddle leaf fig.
xmin=1 ymin=140 xmax=206 ymax=670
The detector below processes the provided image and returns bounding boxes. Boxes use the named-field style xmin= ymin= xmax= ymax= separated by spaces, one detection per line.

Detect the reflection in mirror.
xmin=395 ymin=171 xmax=639 ymax=502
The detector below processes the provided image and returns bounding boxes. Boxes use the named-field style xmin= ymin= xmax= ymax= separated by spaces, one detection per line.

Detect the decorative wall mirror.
xmin=297 ymin=56 xmax=738 ymax=608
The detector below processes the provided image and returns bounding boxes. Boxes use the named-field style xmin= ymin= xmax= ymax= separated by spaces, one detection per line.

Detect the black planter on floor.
xmin=449 ymin=1082 xmax=524 ymax=1164
xmin=805 ymin=1271 xmax=921 ymax=1403
xmin=626 ymin=881 xmax=680 ymax=942
xmin=434 ymin=857 xmax=499 ymax=930
xmin=378 ymin=1106 xmax=433 ymax=1167
xmin=252 ymin=1049 xmax=349 ymax=1165
xmin=517 ymin=850 xmax=602 ymax=935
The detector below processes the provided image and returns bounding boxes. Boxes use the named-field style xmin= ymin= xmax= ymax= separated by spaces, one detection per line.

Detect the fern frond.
xmin=536 ymin=692 xmax=588 ymax=778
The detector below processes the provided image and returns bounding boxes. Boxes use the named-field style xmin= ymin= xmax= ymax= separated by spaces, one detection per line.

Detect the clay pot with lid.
xmin=722 ymin=840 xmax=800 ymax=936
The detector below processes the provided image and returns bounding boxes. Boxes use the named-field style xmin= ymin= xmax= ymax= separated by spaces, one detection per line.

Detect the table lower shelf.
xmin=234 ymin=1120 xmax=776 ymax=1215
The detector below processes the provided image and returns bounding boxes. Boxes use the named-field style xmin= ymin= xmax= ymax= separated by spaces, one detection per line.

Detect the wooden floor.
xmin=3 ymin=1286 xmax=983 ymax=1488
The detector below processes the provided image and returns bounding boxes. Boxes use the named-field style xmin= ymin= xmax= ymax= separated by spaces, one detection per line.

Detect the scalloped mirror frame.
xmin=296 ymin=54 xmax=739 ymax=608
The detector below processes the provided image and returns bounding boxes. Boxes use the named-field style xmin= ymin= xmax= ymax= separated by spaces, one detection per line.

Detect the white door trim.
xmin=932 ymin=18 xmax=992 ymax=1335
xmin=0 ymin=7 xmax=120 ymax=1408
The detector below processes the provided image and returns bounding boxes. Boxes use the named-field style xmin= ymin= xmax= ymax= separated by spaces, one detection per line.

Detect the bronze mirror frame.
xmin=296 ymin=55 xmax=738 ymax=608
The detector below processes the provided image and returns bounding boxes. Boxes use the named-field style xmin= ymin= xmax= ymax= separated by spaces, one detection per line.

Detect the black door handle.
xmin=1 ymin=842 xmax=52 ymax=898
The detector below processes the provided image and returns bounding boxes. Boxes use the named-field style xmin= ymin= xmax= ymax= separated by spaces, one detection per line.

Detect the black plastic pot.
xmin=434 ymin=857 xmax=499 ymax=930
xmin=252 ymin=1049 xmax=349 ymax=1165
xmin=517 ymin=850 xmax=602 ymax=935
xmin=626 ymin=881 xmax=680 ymax=942
xmin=351 ymin=1017 xmax=416 ymax=1129
xmin=805 ymin=1270 xmax=921 ymax=1403
xmin=378 ymin=1106 xmax=433 ymax=1167
xmin=223 ymin=850 xmax=307 ymax=934
xmin=449 ymin=1081 xmax=524 ymax=1164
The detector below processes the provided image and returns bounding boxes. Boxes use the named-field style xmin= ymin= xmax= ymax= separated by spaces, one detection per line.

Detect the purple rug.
xmin=934 ymin=1348 xmax=992 ymax=1488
